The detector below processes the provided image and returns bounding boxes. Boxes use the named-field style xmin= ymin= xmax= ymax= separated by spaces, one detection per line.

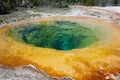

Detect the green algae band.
xmin=9 ymin=21 xmax=98 ymax=50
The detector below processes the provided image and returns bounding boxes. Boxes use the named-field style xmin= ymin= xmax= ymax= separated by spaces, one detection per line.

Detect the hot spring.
xmin=8 ymin=20 xmax=98 ymax=50
xmin=0 ymin=17 xmax=120 ymax=80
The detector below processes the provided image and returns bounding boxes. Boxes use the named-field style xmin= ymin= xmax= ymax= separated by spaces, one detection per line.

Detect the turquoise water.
xmin=9 ymin=21 xmax=98 ymax=50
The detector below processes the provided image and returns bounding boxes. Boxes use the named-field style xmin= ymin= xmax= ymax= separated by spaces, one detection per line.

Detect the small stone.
xmin=105 ymin=76 xmax=110 ymax=80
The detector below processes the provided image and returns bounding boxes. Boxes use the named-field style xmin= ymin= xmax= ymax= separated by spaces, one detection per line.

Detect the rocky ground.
xmin=0 ymin=5 xmax=120 ymax=27
xmin=0 ymin=65 xmax=72 ymax=80
xmin=0 ymin=5 xmax=120 ymax=80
